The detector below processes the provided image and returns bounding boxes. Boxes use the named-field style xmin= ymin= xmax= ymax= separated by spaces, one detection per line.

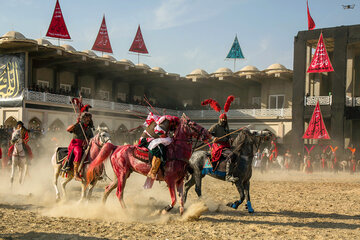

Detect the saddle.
xmin=56 ymin=147 xmax=90 ymax=173
xmin=132 ymin=145 xmax=153 ymax=163
xmin=209 ymin=149 xmax=232 ymax=171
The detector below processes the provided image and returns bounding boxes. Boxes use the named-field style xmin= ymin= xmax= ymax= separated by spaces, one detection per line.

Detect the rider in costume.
xmin=201 ymin=95 xmax=238 ymax=182
xmin=139 ymin=112 xmax=180 ymax=180
xmin=66 ymin=104 xmax=94 ymax=181
xmin=8 ymin=121 xmax=33 ymax=160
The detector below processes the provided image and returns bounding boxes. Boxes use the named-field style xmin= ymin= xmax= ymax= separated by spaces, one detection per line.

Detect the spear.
xmin=194 ymin=125 xmax=251 ymax=151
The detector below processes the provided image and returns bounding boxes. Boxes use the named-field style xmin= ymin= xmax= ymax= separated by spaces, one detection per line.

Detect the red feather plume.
xmin=224 ymin=95 xmax=235 ymax=113
xmin=81 ymin=104 xmax=92 ymax=113
xmin=201 ymin=98 xmax=221 ymax=112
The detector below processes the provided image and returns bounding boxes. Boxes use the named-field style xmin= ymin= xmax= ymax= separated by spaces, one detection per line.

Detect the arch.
xmin=129 ymin=125 xmax=144 ymax=145
xmin=4 ymin=116 xmax=17 ymax=128
xmin=99 ymin=122 xmax=109 ymax=130
xmin=114 ymin=124 xmax=129 ymax=145
xmin=28 ymin=117 xmax=42 ymax=130
xmin=49 ymin=119 xmax=65 ymax=131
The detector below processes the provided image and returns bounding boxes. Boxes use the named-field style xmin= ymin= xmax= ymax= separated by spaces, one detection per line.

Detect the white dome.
xmin=264 ymin=63 xmax=291 ymax=75
xmin=240 ymin=65 xmax=260 ymax=72
xmin=61 ymin=44 xmax=76 ymax=52
xmin=1 ymin=31 xmax=26 ymax=40
xmin=265 ymin=63 xmax=287 ymax=71
xmin=81 ymin=50 xmax=98 ymax=57
xmin=215 ymin=67 xmax=233 ymax=74
xmin=103 ymin=54 xmax=117 ymax=61
xmin=236 ymin=65 xmax=261 ymax=77
xmin=119 ymin=59 xmax=135 ymax=66
xmin=151 ymin=67 xmax=166 ymax=73
xmin=36 ymin=38 xmax=52 ymax=46
xmin=189 ymin=68 xmax=209 ymax=76
xmin=136 ymin=63 xmax=151 ymax=70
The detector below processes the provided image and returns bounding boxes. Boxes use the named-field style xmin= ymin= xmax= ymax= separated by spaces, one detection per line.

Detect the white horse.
xmin=10 ymin=128 xmax=28 ymax=186
xmin=51 ymin=128 xmax=111 ymax=202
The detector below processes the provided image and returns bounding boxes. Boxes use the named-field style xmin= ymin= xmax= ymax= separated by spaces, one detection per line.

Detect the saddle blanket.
xmin=133 ymin=146 xmax=151 ymax=162
xmin=201 ymin=156 xmax=226 ymax=177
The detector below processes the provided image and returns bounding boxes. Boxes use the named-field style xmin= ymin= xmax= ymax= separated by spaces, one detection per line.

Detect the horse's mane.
xmin=231 ymin=129 xmax=251 ymax=154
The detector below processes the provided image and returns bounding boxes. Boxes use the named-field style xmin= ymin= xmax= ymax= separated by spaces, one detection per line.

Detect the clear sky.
xmin=1 ymin=0 xmax=359 ymax=76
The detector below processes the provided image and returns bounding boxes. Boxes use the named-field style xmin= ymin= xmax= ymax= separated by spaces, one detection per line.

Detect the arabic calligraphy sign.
xmin=0 ymin=53 xmax=25 ymax=106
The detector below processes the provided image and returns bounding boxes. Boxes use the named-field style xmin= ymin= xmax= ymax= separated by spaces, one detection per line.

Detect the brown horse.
xmin=87 ymin=114 xmax=211 ymax=214
xmin=51 ymin=128 xmax=111 ymax=202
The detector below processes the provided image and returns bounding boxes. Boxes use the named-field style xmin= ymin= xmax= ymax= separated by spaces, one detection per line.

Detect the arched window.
xmin=28 ymin=117 xmax=42 ymax=130
xmin=4 ymin=116 xmax=17 ymax=128
xmin=49 ymin=119 xmax=65 ymax=131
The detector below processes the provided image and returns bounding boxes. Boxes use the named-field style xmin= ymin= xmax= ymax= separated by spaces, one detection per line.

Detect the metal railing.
xmin=24 ymin=89 xmax=291 ymax=119
xmin=304 ymin=96 xmax=332 ymax=106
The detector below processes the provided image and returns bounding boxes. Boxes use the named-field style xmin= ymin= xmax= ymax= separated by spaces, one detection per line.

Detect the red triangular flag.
xmin=307 ymin=33 xmax=334 ymax=73
xmin=303 ymin=101 xmax=330 ymax=139
xmin=307 ymin=0 xmax=316 ymax=30
xmin=129 ymin=25 xmax=149 ymax=54
xmin=92 ymin=15 xmax=113 ymax=53
xmin=46 ymin=0 xmax=71 ymax=39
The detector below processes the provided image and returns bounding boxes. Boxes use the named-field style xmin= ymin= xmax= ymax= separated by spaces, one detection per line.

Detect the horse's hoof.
xmin=162 ymin=204 xmax=173 ymax=214
xmin=226 ymin=202 xmax=238 ymax=210
xmin=179 ymin=206 xmax=184 ymax=216
xmin=246 ymin=201 xmax=254 ymax=213
xmin=161 ymin=209 xmax=168 ymax=215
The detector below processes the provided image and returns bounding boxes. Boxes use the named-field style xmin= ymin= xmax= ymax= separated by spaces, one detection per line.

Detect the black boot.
xmin=225 ymin=160 xmax=239 ymax=183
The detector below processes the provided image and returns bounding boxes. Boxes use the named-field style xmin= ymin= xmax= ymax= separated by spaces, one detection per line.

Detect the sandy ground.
xmin=0 ymin=159 xmax=360 ymax=240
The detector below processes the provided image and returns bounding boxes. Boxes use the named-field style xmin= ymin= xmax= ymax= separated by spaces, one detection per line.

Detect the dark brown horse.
xmin=87 ymin=114 xmax=211 ymax=214
xmin=184 ymin=128 xmax=274 ymax=213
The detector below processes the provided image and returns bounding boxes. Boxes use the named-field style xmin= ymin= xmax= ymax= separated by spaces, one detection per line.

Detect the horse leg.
xmin=61 ymin=177 xmax=72 ymax=200
xmin=244 ymin=181 xmax=254 ymax=213
xmin=19 ymin=159 xmax=27 ymax=184
xmin=78 ymin=180 xmax=87 ymax=203
xmin=87 ymin=180 xmax=97 ymax=201
xmin=115 ymin=170 xmax=130 ymax=208
xmin=176 ymin=179 xmax=184 ymax=215
xmin=184 ymin=175 xmax=196 ymax=204
xmin=53 ymin=164 xmax=62 ymax=201
xmin=10 ymin=156 xmax=15 ymax=187
xmin=162 ymin=181 xmax=177 ymax=214
xmin=226 ymin=181 xmax=245 ymax=210
xmin=102 ymin=178 xmax=118 ymax=204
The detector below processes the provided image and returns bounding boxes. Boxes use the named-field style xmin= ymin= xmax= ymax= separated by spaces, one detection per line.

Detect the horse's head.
xmin=11 ymin=128 xmax=21 ymax=143
xmin=180 ymin=113 xmax=212 ymax=142
xmin=94 ymin=127 xmax=111 ymax=146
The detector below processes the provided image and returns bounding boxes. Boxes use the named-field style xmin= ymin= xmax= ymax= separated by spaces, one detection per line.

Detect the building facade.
xmin=292 ymin=24 xmax=360 ymax=155
xmin=0 ymin=31 xmax=293 ymax=145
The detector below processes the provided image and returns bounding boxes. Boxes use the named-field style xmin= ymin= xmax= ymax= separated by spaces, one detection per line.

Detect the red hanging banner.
xmin=307 ymin=33 xmax=334 ymax=73
xmin=46 ymin=0 xmax=71 ymax=39
xmin=129 ymin=25 xmax=149 ymax=54
xmin=303 ymin=101 xmax=330 ymax=139
xmin=92 ymin=15 xmax=113 ymax=53
xmin=307 ymin=0 xmax=316 ymax=30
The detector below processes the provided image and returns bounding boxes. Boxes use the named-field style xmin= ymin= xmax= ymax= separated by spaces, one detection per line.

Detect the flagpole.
xmin=138 ymin=53 xmax=140 ymax=64
xmin=234 ymin=59 xmax=236 ymax=72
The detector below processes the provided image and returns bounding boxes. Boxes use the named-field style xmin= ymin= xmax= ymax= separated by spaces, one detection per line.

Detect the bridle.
xmin=93 ymin=132 xmax=111 ymax=148
xmin=184 ymin=119 xmax=208 ymax=153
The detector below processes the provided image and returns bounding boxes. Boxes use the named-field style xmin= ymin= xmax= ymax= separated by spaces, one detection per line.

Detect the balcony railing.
xmin=345 ymin=96 xmax=360 ymax=107
xmin=24 ymin=89 xmax=291 ymax=119
xmin=305 ymin=96 xmax=332 ymax=106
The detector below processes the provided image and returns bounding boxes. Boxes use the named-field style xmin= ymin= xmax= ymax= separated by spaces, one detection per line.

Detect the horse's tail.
xmin=87 ymin=142 xmax=115 ymax=184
